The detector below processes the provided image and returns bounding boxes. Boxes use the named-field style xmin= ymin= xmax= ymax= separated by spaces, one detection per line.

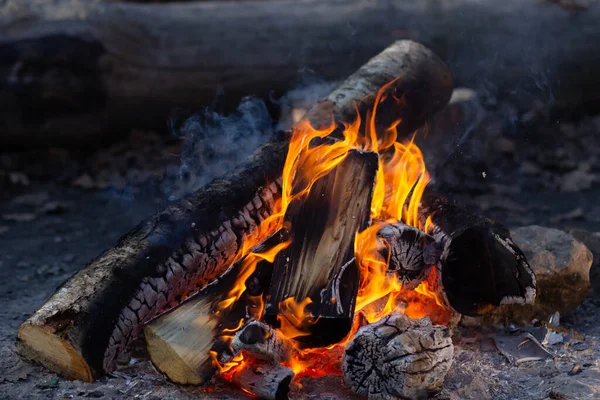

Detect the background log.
xmin=342 ymin=312 xmax=454 ymax=400
xmin=3 ymin=0 xmax=597 ymax=148
xmin=16 ymin=40 xmax=452 ymax=381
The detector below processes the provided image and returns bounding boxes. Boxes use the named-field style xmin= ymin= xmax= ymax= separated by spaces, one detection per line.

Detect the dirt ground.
xmin=1 ymin=97 xmax=600 ymax=399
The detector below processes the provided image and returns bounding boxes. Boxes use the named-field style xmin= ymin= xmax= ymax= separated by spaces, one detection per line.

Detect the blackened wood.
xmin=145 ymin=230 xmax=286 ymax=385
xmin=342 ymin=312 xmax=454 ymax=400
xmin=16 ymin=40 xmax=453 ymax=382
xmin=376 ymin=221 xmax=438 ymax=289
xmin=230 ymin=360 xmax=294 ymax=400
xmin=230 ymin=320 xmax=291 ymax=363
xmin=17 ymin=137 xmax=287 ymax=382
xmin=418 ymin=191 xmax=537 ymax=316
xmin=144 ymin=259 xmax=250 ymax=385
xmin=265 ymin=150 xmax=379 ymax=347
xmin=3 ymin=0 xmax=600 ymax=148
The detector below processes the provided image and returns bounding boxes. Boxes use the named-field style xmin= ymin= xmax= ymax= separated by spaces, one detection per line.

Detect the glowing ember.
xmin=214 ymin=77 xmax=452 ymax=382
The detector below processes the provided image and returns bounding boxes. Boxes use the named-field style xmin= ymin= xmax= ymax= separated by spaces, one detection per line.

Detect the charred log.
xmin=145 ymin=232 xmax=284 ymax=385
xmin=376 ymin=221 xmax=438 ymax=289
xmin=265 ymin=150 xmax=379 ymax=347
xmin=16 ymin=40 xmax=453 ymax=381
xmin=342 ymin=312 xmax=454 ymax=400
xmin=419 ymin=192 xmax=537 ymax=316
xmin=230 ymin=359 xmax=294 ymax=400
xmin=230 ymin=320 xmax=291 ymax=363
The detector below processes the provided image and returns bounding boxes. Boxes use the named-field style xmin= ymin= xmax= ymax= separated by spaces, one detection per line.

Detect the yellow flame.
xmin=212 ymin=76 xmax=452 ymax=380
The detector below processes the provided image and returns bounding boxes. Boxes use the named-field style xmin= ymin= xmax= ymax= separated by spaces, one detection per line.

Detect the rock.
xmin=560 ymin=169 xmax=596 ymax=192
xmin=568 ymin=230 xmax=600 ymax=296
xmin=488 ymin=226 xmax=592 ymax=324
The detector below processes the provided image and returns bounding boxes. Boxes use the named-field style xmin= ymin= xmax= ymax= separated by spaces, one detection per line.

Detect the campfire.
xmin=16 ymin=41 xmax=537 ymax=400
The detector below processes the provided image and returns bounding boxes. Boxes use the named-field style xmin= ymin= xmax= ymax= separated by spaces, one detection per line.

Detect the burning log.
xmin=144 ymin=233 xmax=283 ymax=385
xmin=376 ymin=221 xmax=437 ymax=289
xmin=16 ymin=40 xmax=453 ymax=381
xmin=419 ymin=192 xmax=537 ymax=316
xmin=3 ymin=0 xmax=600 ymax=148
xmin=230 ymin=320 xmax=291 ymax=363
xmin=265 ymin=150 xmax=379 ymax=346
xmin=230 ymin=359 xmax=294 ymax=400
xmin=342 ymin=312 xmax=454 ymax=400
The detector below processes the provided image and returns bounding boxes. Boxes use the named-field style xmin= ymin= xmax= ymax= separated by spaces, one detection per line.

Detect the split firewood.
xmin=230 ymin=320 xmax=291 ymax=363
xmin=144 ymin=292 xmax=219 ymax=385
xmin=418 ymin=191 xmax=537 ymax=316
xmin=3 ymin=0 xmax=600 ymax=148
xmin=342 ymin=312 xmax=454 ymax=400
xmin=145 ymin=232 xmax=284 ymax=385
xmin=230 ymin=359 xmax=294 ymax=400
xmin=143 ymin=265 xmax=246 ymax=385
xmin=265 ymin=149 xmax=379 ymax=346
xmin=17 ymin=40 xmax=453 ymax=382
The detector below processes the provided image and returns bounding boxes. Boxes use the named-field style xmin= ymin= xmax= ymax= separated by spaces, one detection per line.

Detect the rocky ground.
xmin=1 ymin=92 xmax=599 ymax=399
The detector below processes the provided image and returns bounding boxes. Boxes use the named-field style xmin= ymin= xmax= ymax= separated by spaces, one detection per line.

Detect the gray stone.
xmin=489 ymin=226 xmax=592 ymax=324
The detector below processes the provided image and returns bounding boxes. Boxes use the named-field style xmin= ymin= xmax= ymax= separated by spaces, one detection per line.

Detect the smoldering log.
xmin=16 ymin=40 xmax=453 ymax=382
xmin=16 ymin=139 xmax=286 ymax=382
xmin=418 ymin=191 xmax=537 ymax=316
xmin=230 ymin=360 xmax=294 ymax=400
xmin=230 ymin=320 xmax=291 ymax=363
xmin=376 ymin=221 xmax=438 ymax=289
xmin=265 ymin=150 xmax=379 ymax=347
xmin=2 ymin=0 xmax=600 ymax=148
xmin=342 ymin=312 xmax=454 ymax=400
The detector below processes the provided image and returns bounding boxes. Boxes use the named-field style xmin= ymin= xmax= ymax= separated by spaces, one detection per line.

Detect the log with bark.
xmin=3 ymin=0 xmax=598 ymax=148
xmin=16 ymin=40 xmax=453 ymax=382
xmin=265 ymin=149 xmax=379 ymax=346
xmin=418 ymin=192 xmax=537 ymax=316
xmin=144 ymin=232 xmax=283 ymax=384
xmin=342 ymin=312 xmax=454 ymax=400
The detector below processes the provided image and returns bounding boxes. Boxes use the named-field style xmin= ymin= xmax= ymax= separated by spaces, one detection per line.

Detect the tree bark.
xmin=3 ymin=0 xmax=598 ymax=148
xmin=16 ymin=40 xmax=453 ymax=381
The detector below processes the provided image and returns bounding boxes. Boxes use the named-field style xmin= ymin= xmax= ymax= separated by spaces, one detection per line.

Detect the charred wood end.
xmin=420 ymin=193 xmax=536 ymax=315
xmin=342 ymin=312 xmax=454 ymax=400
xmin=230 ymin=319 xmax=291 ymax=363
xmin=377 ymin=221 xmax=438 ymax=289
xmin=230 ymin=360 xmax=294 ymax=400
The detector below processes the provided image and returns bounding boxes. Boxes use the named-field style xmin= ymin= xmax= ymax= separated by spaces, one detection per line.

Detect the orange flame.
xmin=213 ymin=76 xmax=451 ymax=382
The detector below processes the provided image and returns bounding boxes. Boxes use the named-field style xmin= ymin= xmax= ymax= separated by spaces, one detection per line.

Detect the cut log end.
xmin=144 ymin=297 xmax=218 ymax=385
xmin=377 ymin=222 xmax=437 ymax=289
xmin=342 ymin=312 xmax=454 ymax=400
xmin=17 ymin=324 xmax=93 ymax=382
xmin=231 ymin=360 xmax=294 ymax=400
xmin=230 ymin=320 xmax=291 ymax=363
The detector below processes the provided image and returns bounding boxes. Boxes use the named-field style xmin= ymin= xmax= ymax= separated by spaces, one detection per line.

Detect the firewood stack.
xmin=16 ymin=41 xmax=536 ymax=400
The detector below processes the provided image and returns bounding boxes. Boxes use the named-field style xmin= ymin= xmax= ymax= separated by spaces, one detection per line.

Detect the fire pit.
xmin=13 ymin=41 xmax=591 ymax=400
